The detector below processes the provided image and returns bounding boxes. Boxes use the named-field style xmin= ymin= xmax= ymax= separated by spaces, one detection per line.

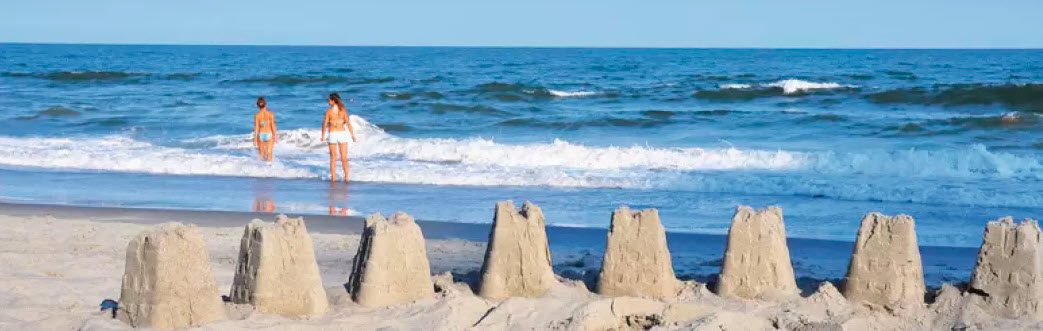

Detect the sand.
xmin=2 ymin=205 xmax=1042 ymax=330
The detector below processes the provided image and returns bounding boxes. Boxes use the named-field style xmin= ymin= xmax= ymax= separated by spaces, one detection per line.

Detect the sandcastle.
xmin=967 ymin=217 xmax=1043 ymax=319
xmin=478 ymin=201 xmax=557 ymax=299
xmin=230 ymin=216 xmax=328 ymax=317
xmin=597 ymin=206 xmax=680 ymax=299
xmin=348 ymin=212 xmax=435 ymax=307
xmin=842 ymin=212 xmax=925 ymax=309
xmin=118 ymin=223 xmax=225 ymax=329
xmin=717 ymin=206 xmax=798 ymax=299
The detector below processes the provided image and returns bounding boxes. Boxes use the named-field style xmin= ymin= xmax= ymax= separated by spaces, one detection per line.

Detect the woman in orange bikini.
xmin=253 ymin=96 xmax=277 ymax=161
xmin=320 ymin=93 xmax=357 ymax=182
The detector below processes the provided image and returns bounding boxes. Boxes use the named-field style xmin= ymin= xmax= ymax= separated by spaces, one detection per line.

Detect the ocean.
xmin=2 ymin=44 xmax=1042 ymax=247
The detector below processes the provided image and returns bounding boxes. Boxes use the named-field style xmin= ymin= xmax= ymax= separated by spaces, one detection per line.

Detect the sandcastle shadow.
xmin=552 ymin=250 xmax=601 ymax=292
xmin=449 ymin=270 xmax=482 ymax=293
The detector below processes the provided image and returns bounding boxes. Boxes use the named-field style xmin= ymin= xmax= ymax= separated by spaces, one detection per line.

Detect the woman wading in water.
xmin=253 ymin=96 xmax=277 ymax=161
xmin=321 ymin=93 xmax=357 ymax=182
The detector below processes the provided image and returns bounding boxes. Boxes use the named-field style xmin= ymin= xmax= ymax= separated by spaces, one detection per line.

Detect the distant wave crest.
xmin=698 ymin=79 xmax=857 ymax=100
xmin=866 ymin=83 xmax=1043 ymax=113
xmin=227 ymin=75 xmax=395 ymax=86
xmin=2 ymin=71 xmax=199 ymax=83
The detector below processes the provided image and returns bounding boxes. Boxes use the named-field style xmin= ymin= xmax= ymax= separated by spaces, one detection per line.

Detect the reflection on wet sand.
xmin=252 ymin=179 xmax=276 ymax=213
xmin=326 ymin=182 xmax=351 ymax=216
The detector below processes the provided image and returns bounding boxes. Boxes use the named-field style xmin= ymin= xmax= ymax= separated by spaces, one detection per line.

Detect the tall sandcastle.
xmin=230 ymin=216 xmax=328 ymax=317
xmin=967 ymin=217 xmax=1043 ymax=319
xmin=597 ymin=207 xmax=680 ymax=299
xmin=118 ymin=223 xmax=225 ymax=329
xmin=478 ymin=201 xmax=557 ymax=299
xmin=348 ymin=212 xmax=435 ymax=307
xmin=842 ymin=213 xmax=925 ymax=309
xmin=717 ymin=206 xmax=798 ymax=299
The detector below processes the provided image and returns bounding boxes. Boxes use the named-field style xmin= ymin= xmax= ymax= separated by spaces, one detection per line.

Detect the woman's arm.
xmin=271 ymin=113 xmax=278 ymax=143
xmin=253 ymin=113 xmax=261 ymax=147
xmin=345 ymin=111 xmax=357 ymax=142
xmin=321 ymin=110 xmax=329 ymax=141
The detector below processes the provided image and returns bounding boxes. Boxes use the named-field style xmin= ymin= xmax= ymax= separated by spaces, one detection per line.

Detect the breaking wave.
xmin=472 ymin=82 xmax=616 ymax=100
xmin=697 ymin=79 xmax=857 ymax=100
xmin=2 ymin=116 xmax=1042 ymax=207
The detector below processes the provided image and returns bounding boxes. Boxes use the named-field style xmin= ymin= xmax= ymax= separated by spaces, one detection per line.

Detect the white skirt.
xmin=327 ymin=131 xmax=351 ymax=144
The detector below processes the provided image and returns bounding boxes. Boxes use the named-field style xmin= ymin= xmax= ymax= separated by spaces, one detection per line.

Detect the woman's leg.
xmin=338 ymin=143 xmax=349 ymax=183
xmin=328 ymin=144 xmax=338 ymax=182
xmin=264 ymin=140 xmax=275 ymax=161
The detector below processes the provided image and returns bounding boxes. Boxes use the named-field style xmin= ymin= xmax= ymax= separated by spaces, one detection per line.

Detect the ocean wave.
xmin=765 ymin=79 xmax=857 ymax=94
xmin=472 ymin=82 xmax=615 ymax=100
xmin=0 ymin=136 xmax=313 ymax=178
xmin=228 ymin=75 xmax=394 ymax=86
xmin=199 ymin=116 xmax=1043 ymax=180
xmin=430 ymin=103 xmax=512 ymax=116
xmin=4 ymin=115 xmax=1043 ymax=207
xmin=881 ymin=112 xmax=1041 ymax=136
xmin=548 ymin=90 xmax=600 ymax=98
xmin=496 ymin=116 xmax=672 ymax=129
xmin=884 ymin=71 xmax=918 ymax=81
xmin=945 ymin=112 xmax=1040 ymax=129
xmin=696 ymin=79 xmax=857 ymax=100
xmin=865 ymin=83 xmax=1043 ymax=113
xmin=719 ymin=83 xmax=752 ymax=89
xmin=196 ymin=116 xmax=804 ymax=171
xmin=380 ymin=91 xmax=444 ymax=100
xmin=17 ymin=106 xmax=81 ymax=120
xmin=1 ymin=71 xmax=199 ymax=83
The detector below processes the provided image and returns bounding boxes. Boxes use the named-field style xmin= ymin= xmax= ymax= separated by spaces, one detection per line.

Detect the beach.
xmin=2 ymin=45 xmax=1043 ymax=330
xmin=1 ymin=202 xmax=1038 ymax=330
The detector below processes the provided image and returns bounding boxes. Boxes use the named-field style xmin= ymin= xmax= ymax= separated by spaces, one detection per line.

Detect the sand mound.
xmin=348 ymin=212 xmax=435 ymax=307
xmin=967 ymin=217 xmax=1043 ymax=319
xmin=597 ymin=206 xmax=680 ymax=299
xmin=717 ymin=205 xmax=798 ymax=299
xmin=230 ymin=216 xmax=329 ymax=317
xmin=842 ymin=213 xmax=925 ymax=311
xmin=478 ymin=201 xmax=557 ymax=299
xmin=117 ymin=222 xmax=225 ymax=329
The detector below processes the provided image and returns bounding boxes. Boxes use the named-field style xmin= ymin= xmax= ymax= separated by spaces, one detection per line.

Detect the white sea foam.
xmin=2 ymin=115 xmax=1042 ymax=207
xmin=719 ymin=83 xmax=752 ymax=89
xmin=547 ymin=90 xmax=600 ymax=98
xmin=765 ymin=79 xmax=856 ymax=94
xmin=200 ymin=116 xmax=806 ymax=171
xmin=0 ymin=136 xmax=313 ymax=178
xmin=716 ymin=79 xmax=856 ymax=94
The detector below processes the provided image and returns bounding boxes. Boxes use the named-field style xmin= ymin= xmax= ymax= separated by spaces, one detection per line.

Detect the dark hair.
xmin=328 ymin=93 xmax=345 ymax=110
xmin=256 ymin=96 xmax=267 ymax=109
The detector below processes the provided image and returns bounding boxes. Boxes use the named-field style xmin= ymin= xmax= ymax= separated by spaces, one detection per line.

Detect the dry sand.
xmin=1 ymin=206 xmax=1042 ymax=330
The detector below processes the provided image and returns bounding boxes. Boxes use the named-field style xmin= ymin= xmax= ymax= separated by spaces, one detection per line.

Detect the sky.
xmin=1 ymin=0 xmax=1042 ymax=48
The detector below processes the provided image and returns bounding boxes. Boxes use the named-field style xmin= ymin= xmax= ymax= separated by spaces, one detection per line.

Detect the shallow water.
xmin=2 ymin=44 xmax=1043 ymax=247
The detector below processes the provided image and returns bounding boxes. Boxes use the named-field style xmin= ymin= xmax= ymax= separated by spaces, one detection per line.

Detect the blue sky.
xmin=2 ymin=0 xmax=1042 ymax=48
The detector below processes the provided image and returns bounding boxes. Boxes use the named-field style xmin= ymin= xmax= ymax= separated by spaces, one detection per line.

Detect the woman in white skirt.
xmin=321 ymin=93 xmax=357 ymax=182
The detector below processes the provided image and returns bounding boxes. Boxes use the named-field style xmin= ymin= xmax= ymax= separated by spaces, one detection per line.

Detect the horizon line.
xmin=3 ymin=41 xmax=1043 ymax=51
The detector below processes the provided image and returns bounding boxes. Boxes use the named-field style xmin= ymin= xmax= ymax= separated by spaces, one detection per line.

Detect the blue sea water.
xmin=2 ymin=44 xmax=1043 ymax=247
